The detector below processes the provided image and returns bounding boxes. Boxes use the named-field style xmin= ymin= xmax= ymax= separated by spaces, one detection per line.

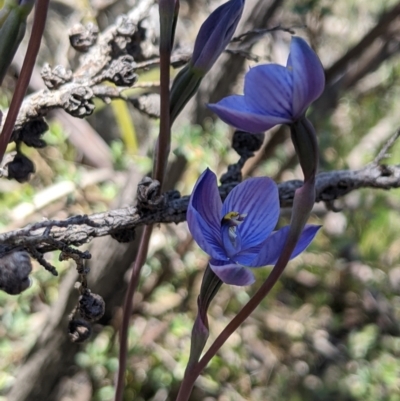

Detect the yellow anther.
xmin=221 ymin=211 xmax=247 ymax=228
xmin=223 ymin=211 xmax=239 ymax=220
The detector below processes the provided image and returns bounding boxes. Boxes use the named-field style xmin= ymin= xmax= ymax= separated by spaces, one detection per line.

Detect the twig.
xmin=371 ymin=129 xmax=400 ymax=165
xmin=2 ymin=163 xmax=400 ymax=256
xmin=114 ymin=2 xmax=175 ymax=399
xmin=231 ymin=24 xmax=306 ymax=44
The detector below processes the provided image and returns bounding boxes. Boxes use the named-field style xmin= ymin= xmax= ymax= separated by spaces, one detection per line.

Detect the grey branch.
xmin=0 ymin=0 xmax=190 ymax=134
xmin=1 ymin=162 xmax=399 ymax=255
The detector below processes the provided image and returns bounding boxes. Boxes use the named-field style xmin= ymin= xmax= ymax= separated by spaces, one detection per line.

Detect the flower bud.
xmin=169 ymin=0 xmax=243 ymax=122
xmin=159 ymin=0 xmax=179 ymax=50
xmin=191 ymin=0 xmax=244 ymax=74
xmin=187 ymin=266 xmax=222 ymax=368
xmin=290 ymin=117 xmax=318 ymax=182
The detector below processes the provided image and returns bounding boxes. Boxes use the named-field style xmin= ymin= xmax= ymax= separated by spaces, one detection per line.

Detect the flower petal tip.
xmin=210 ymin=260 xmax=255 ymax=286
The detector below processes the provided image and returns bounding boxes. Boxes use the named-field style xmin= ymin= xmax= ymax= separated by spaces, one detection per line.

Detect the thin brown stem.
xmin=114 ymin=3 xmax=174 ymax=400
xmin=114 ymin=225 xmax=153 ymax=401
xmin=175 ymin=232 xmax=299 ymax=401
xmin=176 ymin=117 xmax=319 ymax=400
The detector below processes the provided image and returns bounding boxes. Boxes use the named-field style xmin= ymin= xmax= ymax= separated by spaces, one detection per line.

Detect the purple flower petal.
xmin=210 ymin=259 xmax=255 ymax=286
xmin=208 ymin=96 xmax=292 ymax=133
xmin=244 ymin=65 xmax=293 ymax=118
xmin=187 ymin=169 xmax=227 ymax=261
xmin=221 ymin=177 xmax=280 ymax=250
xmin=287 ymin=37 xmax=325 ymax=118
xmin=209 ymin=36 xmax=325 ymax=133
xmin=192 ymin=0 xmax=244 ymax=72
xmin=245 ymin=224 xmax=321 ymax=267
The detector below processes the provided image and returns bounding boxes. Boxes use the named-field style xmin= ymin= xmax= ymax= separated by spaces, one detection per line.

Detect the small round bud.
xmin=78 ymin=290 xmax=105 ymax=322
xmin=0 ymin=250 xmax=33 ymax=295
xmin=6 ymin=153 xmax=35 ymax=182
xmin=68 ymin=319 xmax=92 ymax=343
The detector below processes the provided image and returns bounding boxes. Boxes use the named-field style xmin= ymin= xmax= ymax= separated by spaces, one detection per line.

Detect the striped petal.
xmin=244 ymin=64 xmax=293 ymax=118
xmin=192 ymin=0 xmax=244 ymax=72
xmin=187 ymin=169 xmax=227 ymax=261
xmin=246 ymin=224 xmax=321 ymax=267
xmin=287 ymin=37 xmax=325 ymax=118
xmin=209 ymin=259 xmax=255 ymax=286
xmin=208 ymin=96 xmax=292 ymax=133
xmin=221 ymin=177 xmax=280 ymax=251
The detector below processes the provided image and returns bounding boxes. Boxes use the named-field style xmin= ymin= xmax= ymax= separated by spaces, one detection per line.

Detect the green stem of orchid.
xmin=153 ymin=0 xmax=174 ymax=185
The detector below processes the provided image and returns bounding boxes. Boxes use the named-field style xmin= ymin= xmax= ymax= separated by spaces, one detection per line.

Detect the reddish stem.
xmin=114 ymin=225 xmax=153 ymax=401
xmin=0 ymin=0 xmax=49 ymax=163
xmin=176 ymin=173 xmax=317 ymax=401
xmin=114 ymin=4 xmax=173 ymax=400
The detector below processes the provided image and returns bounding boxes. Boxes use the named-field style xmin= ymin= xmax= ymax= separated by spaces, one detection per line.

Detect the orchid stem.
xmin=0 ymin=0 xmax=49 ymax=163
xmin=175 ymin=236 xmax=296 ymax=400
xmin=153 ymin=9 xmax=172 ymax=186
xmin=114 ymin=4 xmax=173 ymax=400
xmin=175 ymin=219 xmax=305 ymax=401
xmin=114 ymin=225 xmax=153 ymax=401
xmin=176 ymin=171 xmax=317 ymax=401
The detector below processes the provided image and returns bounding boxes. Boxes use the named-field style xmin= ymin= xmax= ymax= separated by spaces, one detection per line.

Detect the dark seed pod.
xmin=6 ymin=153 xmax=35 ymax=183
xmin=69 ymin=22 xmax=99 ymax=52
xmin=0 ymin=250 xmax=32 ymax=295
xmin=13 ymin=118 xmax=49 ymax=148
xmin=108 ymin=55 xmax=137 ymax=86
xmin=68 ymin=319 xmax=92 ymax=343
xmin=232 ymin=130 xmax=265 ymax=156
xmin=111 ymin=228 xmax=136 ymax=243
xmin=137 ymin=177 xmax=164 ymax=210
xmin=41 ymin=64 xmax=73 ymax=90
xmin=64 ymin=87 xmax=95 ymax=118
xmin=78 ymin=290 xmax=105 ymax=322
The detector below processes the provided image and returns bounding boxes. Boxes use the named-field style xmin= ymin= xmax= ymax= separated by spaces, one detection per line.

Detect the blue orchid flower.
xmin=187 ymin=169 xmax=320 ymax=286
xmin=207 ymin=36 xmax=325 ymax=133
